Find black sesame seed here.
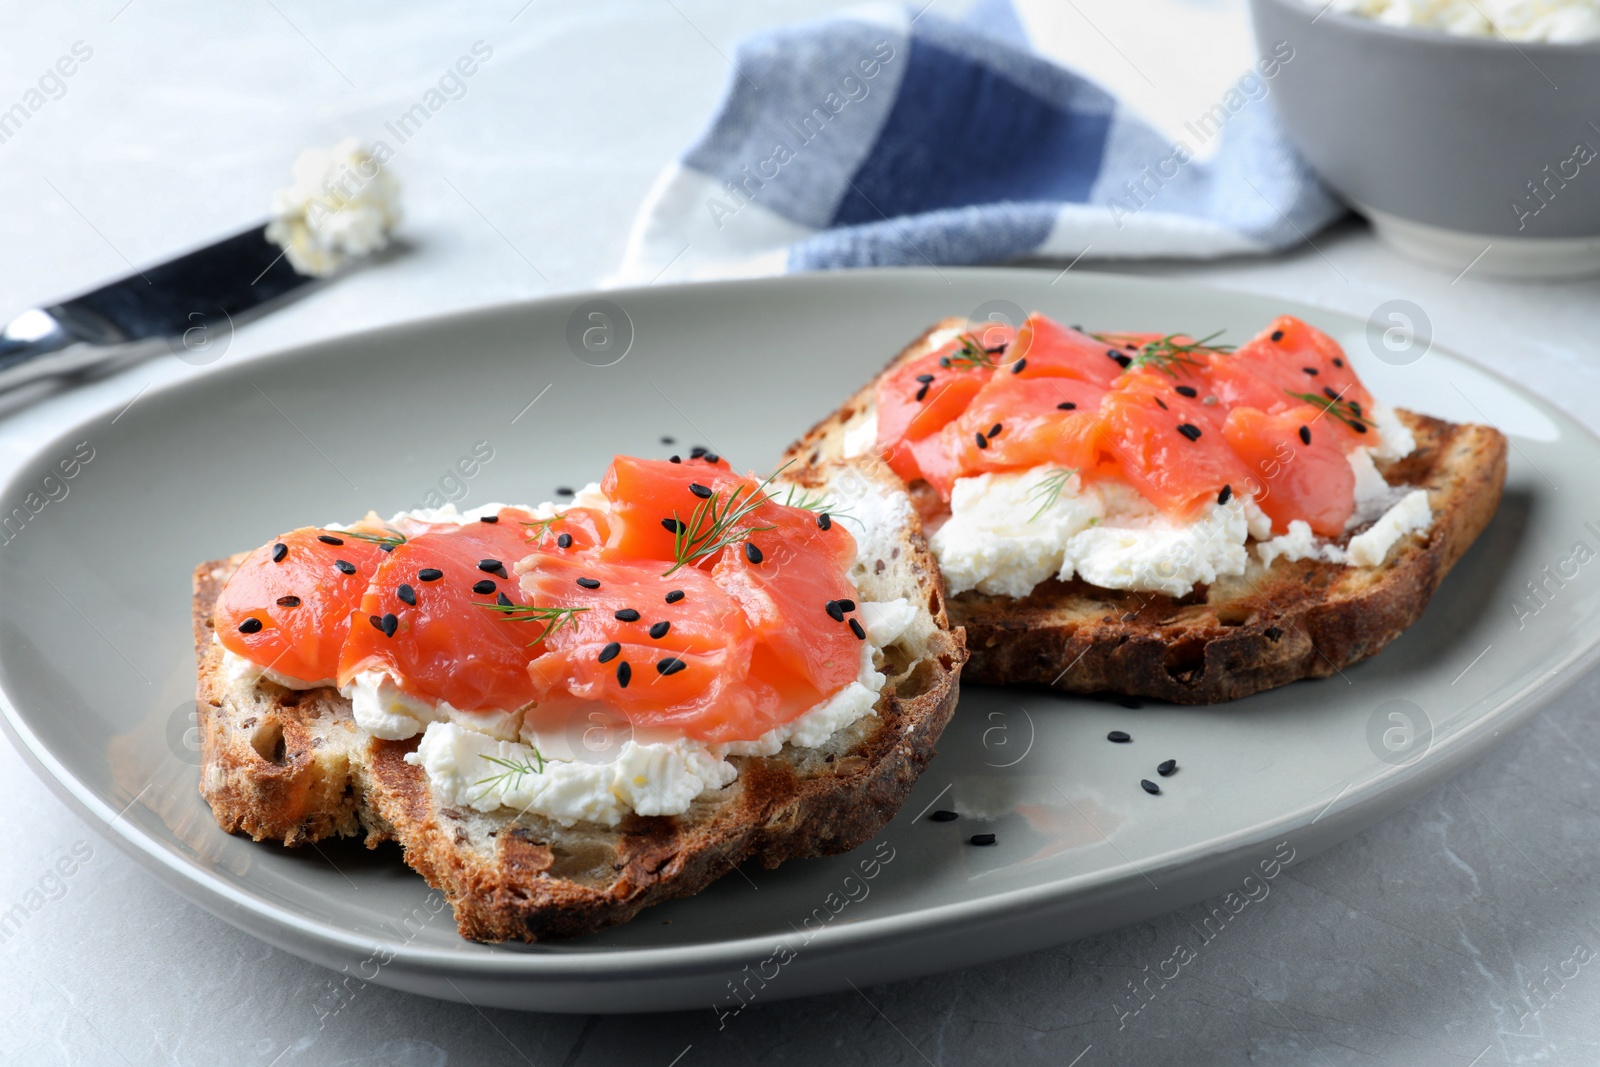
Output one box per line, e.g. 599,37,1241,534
1177,423,1202,442
318,534,344,546
1333,357,1345,368
970,833,997,846
418,568,443,582
915,373,935,383
1271,330,1285,342
1109,351,1132,368
1298,425,1311,445
849,618,866,640
397,584,417,606
557,533,573,548
657,657,688,676
275,595,301,607
975,432,988,450
1011,358,1027,374
985,344,1007,355
1352,422,1369,434
1157,759,1177,777
649,621,670,639
703,452,720,464
1175,385,1198,398
915,384,929,402
662,517,687,534
744,541,764,564
335,559,357,575
380,613,399,638
1141,779,1161,795
598,642,621,664
479,515,500,525
1264,625,1284,641
929,810,959,822
238,617,264,634
665,589,685,604
616,661,632,687
615,608,641,622
1056,401,1077,411
690,446,708,459
837,598,855,612
988,422,1002,438
1303,366,1319,376
817,513,832,530
1108,730,1131,743
826,600,845,622
661,435,676,445
1125,342,1138,351
271,542,288,563
939,356,951,368
556,487,574,497
368,614,384,631
1324,386,1340,400
577,577,601,590
1154,398,1169,411
472,579,497,595
497,593,512,607
379,544,395,553
1218,484,1233,506
689,483,713,499
478,559,508,579
669,455,682,464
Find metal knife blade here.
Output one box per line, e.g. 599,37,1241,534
0,224,312,390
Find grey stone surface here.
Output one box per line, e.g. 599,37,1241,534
3,0,1598,1063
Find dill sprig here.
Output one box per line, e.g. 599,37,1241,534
770,483,858,526
478,601,591,645
335,527,407,548
472,751,550,798
945,333,1007,371
1098,331,1233,378
520,515,562,543
662,463,794,577
1286,390,1370,434
1027,468,1078,523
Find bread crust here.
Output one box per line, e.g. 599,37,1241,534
784,321,1508,705
193,462,966,940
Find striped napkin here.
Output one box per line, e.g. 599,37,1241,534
618,0,1343,283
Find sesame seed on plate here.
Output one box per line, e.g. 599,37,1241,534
1108,730,1131,743
928,810,958,822
556,487,574,497
1158,759,1177,776
1141,779,1161,795
970,833,997,846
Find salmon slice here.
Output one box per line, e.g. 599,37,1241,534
1223,406,1357,536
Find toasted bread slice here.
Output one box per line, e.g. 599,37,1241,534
783,319,1508,704
193,460,965,941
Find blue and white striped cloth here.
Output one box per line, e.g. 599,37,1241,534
618,0,1344,282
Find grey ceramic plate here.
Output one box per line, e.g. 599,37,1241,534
0,268,1591,1014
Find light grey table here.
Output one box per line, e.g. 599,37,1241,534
3,2,1599,1064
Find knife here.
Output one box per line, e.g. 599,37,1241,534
0,224,312,391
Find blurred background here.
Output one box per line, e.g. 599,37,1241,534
4,1,1600,1064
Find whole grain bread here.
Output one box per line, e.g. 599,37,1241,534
193,460,965,941
782,318,1508,704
